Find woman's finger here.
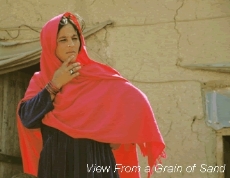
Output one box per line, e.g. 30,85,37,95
67,66,81,77
72,66,81,72
67,62,81,71
71,72,80,78
63,55,75,66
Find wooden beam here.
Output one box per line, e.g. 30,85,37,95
180,63,230,73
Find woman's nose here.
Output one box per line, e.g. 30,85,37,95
68,40,74,47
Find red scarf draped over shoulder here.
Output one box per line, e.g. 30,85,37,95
17,12,166,178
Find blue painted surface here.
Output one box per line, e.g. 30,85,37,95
205,90,230,130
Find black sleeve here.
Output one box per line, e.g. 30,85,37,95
18,88,54,129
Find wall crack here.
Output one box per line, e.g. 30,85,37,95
164,121,173,137
174,0,185,66
90,0,96,6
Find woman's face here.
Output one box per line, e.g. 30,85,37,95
55,23,80,63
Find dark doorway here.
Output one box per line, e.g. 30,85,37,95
18,63,40,75
223,136,230,178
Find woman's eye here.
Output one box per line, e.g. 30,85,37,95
73,37,78,41
59,39,66,42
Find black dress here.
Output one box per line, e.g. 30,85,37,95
19,89,119,178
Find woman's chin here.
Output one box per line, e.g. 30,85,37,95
71,56,77,63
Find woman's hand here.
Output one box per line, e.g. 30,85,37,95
52,55,81,89
110,143,121,150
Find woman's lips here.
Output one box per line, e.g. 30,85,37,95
66,51,76,54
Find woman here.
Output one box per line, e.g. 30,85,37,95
17,12,165,178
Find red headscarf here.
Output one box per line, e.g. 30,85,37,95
17,12,166,178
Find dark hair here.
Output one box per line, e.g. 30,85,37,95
57,16,82,50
